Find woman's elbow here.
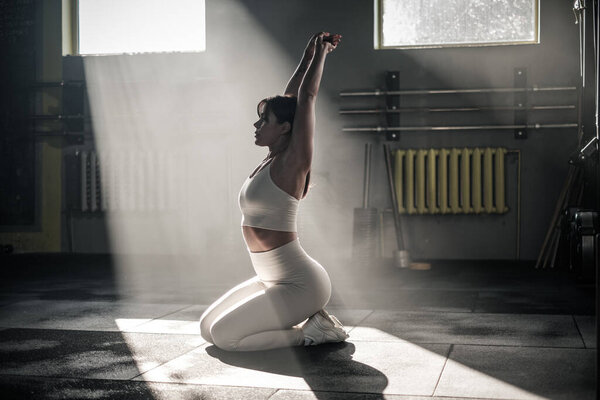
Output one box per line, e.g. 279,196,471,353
298,91,317,104
298,86,319,103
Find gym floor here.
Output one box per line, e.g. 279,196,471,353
0,254,596,400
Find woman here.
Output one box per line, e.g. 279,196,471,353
199,32,347,352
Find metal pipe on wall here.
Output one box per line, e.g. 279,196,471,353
343,123,578,132
339,105,576,114
340,86,577,97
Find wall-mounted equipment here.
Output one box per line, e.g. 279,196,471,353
340,71,578,140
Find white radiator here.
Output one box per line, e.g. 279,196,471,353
79,150,186,212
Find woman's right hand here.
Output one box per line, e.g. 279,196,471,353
304,32,342,58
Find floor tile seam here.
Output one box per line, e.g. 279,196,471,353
0,373,132,382
0,300,27,309
0,372,134,381
170,382,425,398
375,288,573,293
2,302,584,318
342,309,473,315
277,388,402,398
257,386,514,399
431,397,512,400
571,314,588,349
128,304,196,329
127,342,208,381
370,309,588,317
0,298,198,312
346,339,592,349
125,376,279,394
351,310,587,319
432,344,453,397
0,299,120,306
0,325,206,337
0,373,283,394
137,377,300,393
138,379,278,393
346,310,375,333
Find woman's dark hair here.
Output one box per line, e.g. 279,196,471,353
256,95,311,199
257,95,297,126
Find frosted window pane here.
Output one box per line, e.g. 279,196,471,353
381,0,537,48
79,0,205,55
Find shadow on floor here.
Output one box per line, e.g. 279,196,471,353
206,341,388,399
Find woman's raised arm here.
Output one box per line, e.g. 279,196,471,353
284,34,320,97
287,32,341,169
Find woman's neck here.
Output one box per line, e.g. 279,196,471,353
267,136,290,160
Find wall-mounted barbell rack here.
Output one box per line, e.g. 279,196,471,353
1,80,87,144
342,123,578,132
339,76,579,139
340,86,576,96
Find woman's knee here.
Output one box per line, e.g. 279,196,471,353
199,314,214,344
210,318,242,352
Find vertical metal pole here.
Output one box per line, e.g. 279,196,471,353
363,143,372,208
593,2,599,398
383,143,404,251
384,144,411,268
353,143,378,262
581,0,587,87
595,0,599,209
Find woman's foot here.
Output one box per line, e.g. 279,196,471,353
302,309,349,346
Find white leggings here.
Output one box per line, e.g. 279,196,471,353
199,238,331,352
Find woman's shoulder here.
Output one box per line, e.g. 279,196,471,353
276,148,310,174
270,152,310,200
281,145,311,170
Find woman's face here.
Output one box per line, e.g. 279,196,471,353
253,108,288,147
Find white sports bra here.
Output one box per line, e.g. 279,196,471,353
238,161,299,232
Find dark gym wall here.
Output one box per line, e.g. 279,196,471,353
59,0,579,263
234,0,580,261
1,0,63,252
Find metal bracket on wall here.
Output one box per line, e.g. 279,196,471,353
32,130,83,145
9,80,87,134
514,67,528,139
385,71,400,141
24,80,86,143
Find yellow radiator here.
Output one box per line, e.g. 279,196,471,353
394,147,508,215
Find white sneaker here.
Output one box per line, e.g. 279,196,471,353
302,309,349,346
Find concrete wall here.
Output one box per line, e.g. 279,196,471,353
59,0,580,266
0,0,63,253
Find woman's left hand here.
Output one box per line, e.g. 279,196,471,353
316,32,342,54
303,32,321,59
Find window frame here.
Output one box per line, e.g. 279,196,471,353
374,0,540,50
62,0,79,56
63,0,206,56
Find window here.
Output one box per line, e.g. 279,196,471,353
375,0,539,49
76,0,205,55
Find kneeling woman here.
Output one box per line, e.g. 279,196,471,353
199,32,347,352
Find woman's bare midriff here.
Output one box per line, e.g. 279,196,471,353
243,226,298,253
